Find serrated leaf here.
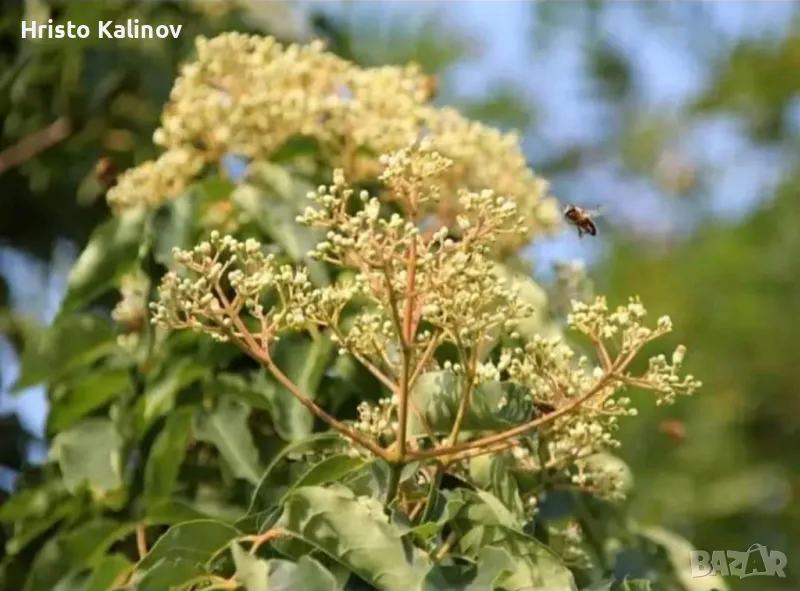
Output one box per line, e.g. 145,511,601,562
276,486,430,591
50,418,123,497
13,314,115,392
409,372,532,438
143,407,195,512
47,368,131,433
264,334,334,441
21,520,134,591
59,207,147,315
195,398,261,485
231,542,270,591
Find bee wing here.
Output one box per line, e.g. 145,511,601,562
584,205,607,218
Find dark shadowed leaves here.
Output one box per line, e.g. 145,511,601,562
21,520,134,591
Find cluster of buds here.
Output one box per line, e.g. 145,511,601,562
106,33,559,250
149,141,701,505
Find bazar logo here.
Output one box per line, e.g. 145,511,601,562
690,544,787,579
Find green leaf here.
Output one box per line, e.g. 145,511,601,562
59,207,148,315
143,407,195,512
22,520,134,591
50,418,124,497
134,557,207,591
135,358,208,434
411,491,466,542
195,398,262,485
47,368,131,433
153,191,197,269
13,314,115,392
409,371,532,438
248,433,343,513
208,372,275,412
458,527,577,591
81,553,132,591
467,546,518,591
488,455,525,521
634,526,729,591
276,486,430,591
231,542,270,591
265,334,334,441
232,177,329,286
264,556,339,591
2,494,83,556
134,520,241,591
284,454,366,500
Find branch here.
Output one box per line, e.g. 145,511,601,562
214,286,389,460
0,117,71,176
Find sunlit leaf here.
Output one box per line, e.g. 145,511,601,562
264,556,339,591
276,486,430,591
231,542,270,591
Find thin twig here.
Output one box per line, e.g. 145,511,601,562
135,524,148,560
409,344,641,461
0,118,71,177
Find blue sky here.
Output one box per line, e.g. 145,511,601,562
1,1,796,444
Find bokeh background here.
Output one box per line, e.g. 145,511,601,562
1,2,797,589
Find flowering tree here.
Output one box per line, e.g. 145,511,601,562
2,33,716,591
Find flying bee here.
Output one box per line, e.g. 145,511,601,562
658,419,687,443
94,157,118,186
563,204,605,239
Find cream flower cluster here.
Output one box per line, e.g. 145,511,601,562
107,32,559,249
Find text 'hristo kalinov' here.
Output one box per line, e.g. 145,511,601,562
21,19,183,40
